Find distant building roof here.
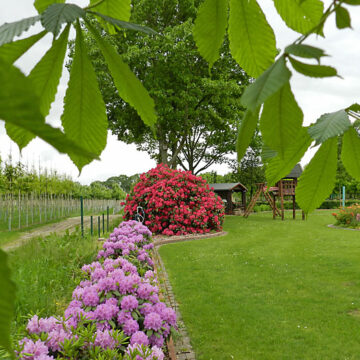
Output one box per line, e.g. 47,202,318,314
209,182,247,192
284,164,303,179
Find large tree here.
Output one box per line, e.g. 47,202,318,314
85,0,251,172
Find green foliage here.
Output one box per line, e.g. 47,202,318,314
288,56,337,77
41,3,85,37
0,250,15,353
28,25,70,117
341,127,360,180
285,43,327,61
0,59,95,165
265,127,312,186
335,6,352,29
89,12,157,35
62,22,108,171
0,15,40,46
308,109,351,144
273,0,324,34
0,31,46,64
297,137,338,214
260,83,303,159
85,21,157,130
193,0,228,68
229,0,276,77
34,0,65,14
89,0,131,22
241,56,291,111
236,109,259,162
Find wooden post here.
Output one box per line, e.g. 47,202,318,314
242,191,247,212
273,194,276,220
302,211,305,220
292,195,296,219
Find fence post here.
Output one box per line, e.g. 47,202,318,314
102,213,105,234
90,215,93,236
98,216,100,237
80,196,84,238
107,206,109,232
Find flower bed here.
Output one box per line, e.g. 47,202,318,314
16,221,176,359
123,164,224,236
332,204,360,229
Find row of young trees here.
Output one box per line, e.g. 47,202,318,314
0,156,126,199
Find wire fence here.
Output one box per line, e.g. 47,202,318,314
0,192,124,232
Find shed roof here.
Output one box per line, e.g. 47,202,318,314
284,163,303,179
209,182,247,192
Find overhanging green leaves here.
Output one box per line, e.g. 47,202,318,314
260,82,303,159
89,0,131,22
61,22,108,171
266,127,312,186
34,0,65,14
236,108,260,161
0,59,97,167
285,43,326,62
86,21,157,129
241,56,291,111
193,0,228,68
5,26,67,149
29,25,69,117
0,15,40,46
41,3,85,37
308,109,351,143
0,250,16,354
229,0,276,77
273,0,324,34
0,31,46,64
335,6,351,29
90,12,157,35
296,137,338,214
341,127,360,180
289,56,337,78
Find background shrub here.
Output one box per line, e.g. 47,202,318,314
123,164,224,236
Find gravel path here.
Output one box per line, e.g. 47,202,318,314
2,215,121,252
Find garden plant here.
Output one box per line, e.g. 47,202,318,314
14,220,176,359
332,204,360,228
123,164,224,236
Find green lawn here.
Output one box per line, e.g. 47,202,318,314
158,211,360,360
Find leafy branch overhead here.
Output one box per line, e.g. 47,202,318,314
194,0,360,214
0,0,158,172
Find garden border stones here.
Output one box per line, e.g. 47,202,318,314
327,224,360,231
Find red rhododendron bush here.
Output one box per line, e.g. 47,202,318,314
123,164,224,236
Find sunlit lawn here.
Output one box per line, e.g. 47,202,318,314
159,211,360,359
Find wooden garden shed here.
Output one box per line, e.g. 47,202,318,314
209,183,247,215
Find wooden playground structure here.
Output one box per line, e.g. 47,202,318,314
243,164,304,220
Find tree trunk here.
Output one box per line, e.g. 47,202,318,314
158,140,169,165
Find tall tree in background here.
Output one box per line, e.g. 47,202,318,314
85,0,251,172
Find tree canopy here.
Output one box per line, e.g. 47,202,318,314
83,1,251,173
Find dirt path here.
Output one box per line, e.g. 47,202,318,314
2,215,121,252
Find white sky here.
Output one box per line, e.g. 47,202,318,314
0,0,359,184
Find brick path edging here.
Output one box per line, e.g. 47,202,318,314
327,224,360,231
153,230,228,246
153,230,228,360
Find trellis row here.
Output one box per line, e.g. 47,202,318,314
0,193,124,231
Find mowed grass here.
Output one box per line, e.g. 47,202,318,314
159,211,360,360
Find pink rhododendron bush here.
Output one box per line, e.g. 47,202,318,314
123,164,225,236
16,221,176,360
